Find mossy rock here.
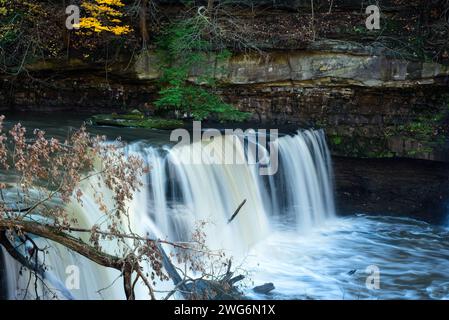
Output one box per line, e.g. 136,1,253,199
89,114,184,130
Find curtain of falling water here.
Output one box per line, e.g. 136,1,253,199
2,129,335,299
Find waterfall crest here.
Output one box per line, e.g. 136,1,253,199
2,129,335,299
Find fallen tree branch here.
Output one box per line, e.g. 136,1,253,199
227,199,246,224
0,219,123,270
0,231,75,300
51,225,217,255
0,231,46,280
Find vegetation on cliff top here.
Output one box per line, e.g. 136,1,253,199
2,1,448,72
154,15,249,121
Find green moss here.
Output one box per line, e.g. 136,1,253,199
89,114,184,130
327,132,395,158
331,135,342,146
392,103,449,155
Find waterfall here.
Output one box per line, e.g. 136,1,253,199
1,129,335,299
275,130,335,229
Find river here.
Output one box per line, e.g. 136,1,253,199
1,113,449,300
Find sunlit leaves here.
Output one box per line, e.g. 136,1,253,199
78,0,131,35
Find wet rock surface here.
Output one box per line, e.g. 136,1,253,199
253,283,275,295
333,156,449,223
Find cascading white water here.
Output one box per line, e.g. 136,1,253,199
274,130,335,229
1,129,336,299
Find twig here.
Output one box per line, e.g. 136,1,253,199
135,268,156,300
227,199,246,224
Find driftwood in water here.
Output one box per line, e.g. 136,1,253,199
158,245,245,300
158,201,249,299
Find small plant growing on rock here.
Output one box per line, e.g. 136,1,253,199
155,13,249,122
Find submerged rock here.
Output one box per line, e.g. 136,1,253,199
253,283,275,294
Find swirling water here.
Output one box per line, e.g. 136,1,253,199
245,215,449,300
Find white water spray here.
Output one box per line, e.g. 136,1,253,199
1,129,335,299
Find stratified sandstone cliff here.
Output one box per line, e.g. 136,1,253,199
1,0,448,161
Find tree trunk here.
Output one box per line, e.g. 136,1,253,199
140,0,150,48
62,0,71,59
207,0,215,13
123,258,135,300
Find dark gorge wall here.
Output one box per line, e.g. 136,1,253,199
3,48,448,161
333,157,449,223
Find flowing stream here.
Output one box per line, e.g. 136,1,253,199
1,115,449,300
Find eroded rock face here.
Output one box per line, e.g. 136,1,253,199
3,49,448,161
134,47,449,162
219,84,449,161
2,0,448,162
134,49,449,87
223,51,448,87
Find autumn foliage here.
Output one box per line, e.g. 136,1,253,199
79,0,131,35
